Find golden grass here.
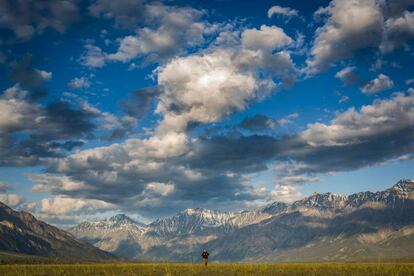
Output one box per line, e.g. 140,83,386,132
0,262,413,276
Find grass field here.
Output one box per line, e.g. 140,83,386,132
0,263,414,276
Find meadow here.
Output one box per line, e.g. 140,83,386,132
0,262,414,276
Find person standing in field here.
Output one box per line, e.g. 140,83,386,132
201,249,209,266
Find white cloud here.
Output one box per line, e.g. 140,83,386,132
31,174,88,193
145,182,175,197
38,196,115,216
308,0,414,73
307,0,383,73
361,73,394,94
301,91,414,146
0,85,40,133
89,0,146,29
35,69,53,80
156,48,276,134
268,5,299,18
241,25,293,52
106,36,141,62
79,43,106,68
381,10,414,53
0,193,24,207
68,77,91,90
335,66,359,86
96,1,208,64
278,112,299,126
271,184,303,203
0,0,79,40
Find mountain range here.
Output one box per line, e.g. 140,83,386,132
69,179,414,262
0,201,114,260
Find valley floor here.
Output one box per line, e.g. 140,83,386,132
0,263,414,276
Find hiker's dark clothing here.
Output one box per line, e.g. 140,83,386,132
202,251,209,266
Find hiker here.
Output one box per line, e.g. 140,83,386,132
201,249,209,266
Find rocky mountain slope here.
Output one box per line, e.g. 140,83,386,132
0,202,115,259
70,179,414,261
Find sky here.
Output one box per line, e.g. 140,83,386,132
0,0,414,227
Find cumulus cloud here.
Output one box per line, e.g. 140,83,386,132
236,25,298,87
361,73,394,94
301,90,412,146
7,55,52,99
89,0,147,29
379,0,414,52
36,69,53,81
335,66,360,86
0,0,79,41
239,115,277,132
277,113,299,126
380,10,414,52
119,87,160,119
79,43,106,68
26,20,301,216
307,0,414,73
68,77,91,90
0,84,135,166
89,0,209,64
307,0,383,73
271,185,302,203
239,113,299,132
156,49,277,134
242,25,293,51
0,193,25,207
38,196,115,216
268,5,299,18
29,89,414,217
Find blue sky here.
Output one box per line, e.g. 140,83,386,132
0,0,413,227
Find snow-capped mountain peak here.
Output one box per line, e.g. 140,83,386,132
69,179,414,261
391,179,414,193
107,214,144,226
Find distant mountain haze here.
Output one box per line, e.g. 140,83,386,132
68,179,414,261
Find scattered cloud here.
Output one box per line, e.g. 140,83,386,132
0,193,25,207
1,0,414,222
335,66,360,86
0,0,79,41
361,73,394,94
241,25,293,51
307,0,383,73
79,43,107,68
277,113,299,126
0,84,134,166
268,5,299,19
68,77,91,90
38,196,116,216
307,0,414,73
89,0,210,64
380,10,414,53
239,115,276,132
271,184,302,203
